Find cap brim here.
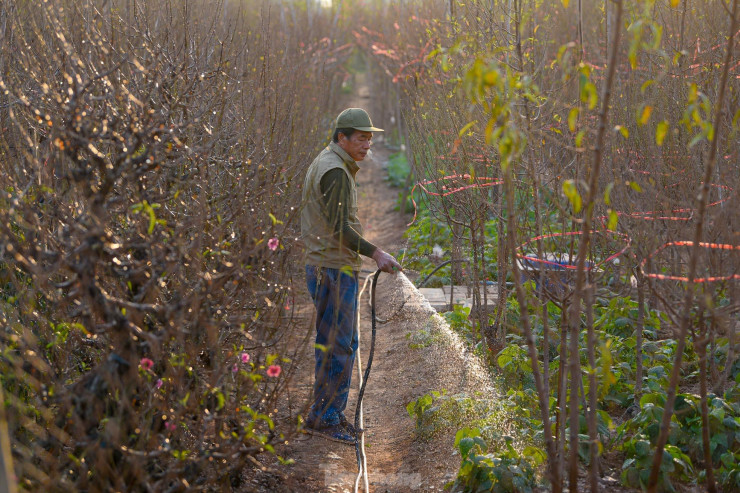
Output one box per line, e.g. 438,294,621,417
352,126,384,132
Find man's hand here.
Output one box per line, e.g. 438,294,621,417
372,248,402,274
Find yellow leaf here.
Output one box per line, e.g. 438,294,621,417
655,120,669,146
575,130,586,148
607,210,618,230
562,0,570,7
670,0,680,6
639,105,653,126
458,120,477,137
568,108,579,132
562,180,582,213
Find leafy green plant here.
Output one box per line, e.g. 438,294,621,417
498,389,546,442
616,388,740,491
496,343,533,389
716,450,740,491
594,296,662,339
406,326,441,349
407,390,443,434
449,427,541,493
444,305,474,339
406,390,504,442
401,208,453,287
621,434,694,492
386,151,411,187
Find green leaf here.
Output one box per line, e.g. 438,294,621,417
720,451,735,468
688,132,705,148
640,392,666,408
635,440,651,457
710,433,728,451
614,125,629,138
640,80,655,94
523,445,547,465
458,437,476,458
454,427,482,449
655,120,669,146
568,107,579,132
629,181,642,192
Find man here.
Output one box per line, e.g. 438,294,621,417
300,108,402,445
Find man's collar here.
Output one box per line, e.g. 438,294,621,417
329,142,360,175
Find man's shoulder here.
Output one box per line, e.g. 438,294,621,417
316,145,343,163
312,146,347,173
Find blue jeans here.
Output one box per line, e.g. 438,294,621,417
305,265,359,426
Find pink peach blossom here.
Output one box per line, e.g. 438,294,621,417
267,365,281,378
139,358,154,371
268,237,279,251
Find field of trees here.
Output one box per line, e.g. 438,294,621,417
1,0,738,492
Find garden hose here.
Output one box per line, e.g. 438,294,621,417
415,258,469,288
353,269,380,493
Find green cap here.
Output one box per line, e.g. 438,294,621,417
335,108,384,132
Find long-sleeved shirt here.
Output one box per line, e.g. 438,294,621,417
319,168,378,258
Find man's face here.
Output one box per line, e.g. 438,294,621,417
338,130,373,162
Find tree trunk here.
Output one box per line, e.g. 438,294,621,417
0,385,16,493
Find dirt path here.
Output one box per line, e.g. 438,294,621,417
253,72,499,493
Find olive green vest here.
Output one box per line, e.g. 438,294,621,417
300,142,364,271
